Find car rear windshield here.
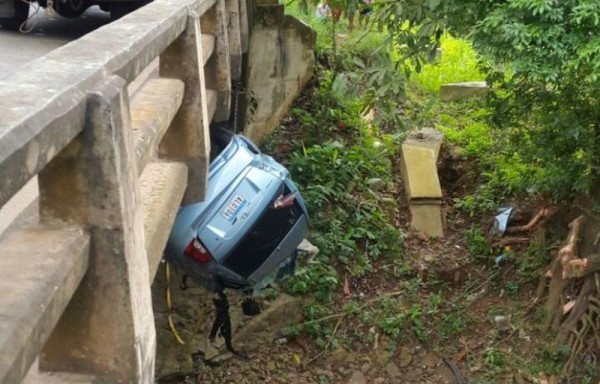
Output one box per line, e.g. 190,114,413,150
223,184,303,278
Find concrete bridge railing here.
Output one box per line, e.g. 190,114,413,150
0,0,248,382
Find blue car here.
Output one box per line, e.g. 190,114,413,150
165,133,309,294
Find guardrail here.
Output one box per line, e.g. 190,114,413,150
0,0,248,382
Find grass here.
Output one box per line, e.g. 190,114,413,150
410,34,484,93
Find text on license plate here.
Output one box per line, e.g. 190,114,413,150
222,195,247,222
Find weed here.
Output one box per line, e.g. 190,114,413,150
410,34,484,93
464,225,493,257
483,348,505,370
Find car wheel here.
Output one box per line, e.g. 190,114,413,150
110,0,149,20
52,0,86,18
0,0,30,31
210,126,234,161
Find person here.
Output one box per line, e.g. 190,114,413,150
315,0,331,21
347,0,358,32
358,0,373,30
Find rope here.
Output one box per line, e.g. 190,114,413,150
166,263,187,345
18,0,40,34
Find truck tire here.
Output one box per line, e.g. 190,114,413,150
0,0,30,31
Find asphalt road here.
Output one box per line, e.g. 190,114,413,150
0,5,110,76
0,5,111,235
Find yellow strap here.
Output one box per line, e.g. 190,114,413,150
166,263,186,345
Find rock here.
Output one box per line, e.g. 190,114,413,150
385,362,402,378
374,378,386,384
347,370,367,384
367,178,386,192
439,81,488,101
375,351,391,367
422,352,439,368
422,252,436,263
398,346,413,368
297,239,319,261
380,197,398,222
328,348,349,364
360,362,370,373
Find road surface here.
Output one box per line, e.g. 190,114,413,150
0,5,110,235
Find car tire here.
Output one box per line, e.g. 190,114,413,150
210,126,234,161
52,0,86,18
0,0,30,31
110,0,150,20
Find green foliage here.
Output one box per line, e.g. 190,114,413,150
288,135,402,272
483,348,505,371
285,258,339,302
467,0,600,199
464,225,492,257
411,34,484,93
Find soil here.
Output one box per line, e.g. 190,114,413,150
155,83,600,384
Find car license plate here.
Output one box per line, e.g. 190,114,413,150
222,195,247,222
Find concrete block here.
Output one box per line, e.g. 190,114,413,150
244,7,316,142
404,127,445,162
439,81,488,101
409,202,445,238
201,34,216,66
139,161,188,281
201,0,232,122
160,15,211,205
0,225,89,384
226,0,243,80
131,78,185,175
401,128,445,201
401,144,442,200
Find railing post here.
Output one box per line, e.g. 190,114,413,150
36,76,155,383
226,0,243,80
159,13,210,205
202,0,232,122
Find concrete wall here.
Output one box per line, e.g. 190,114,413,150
244,4,315,142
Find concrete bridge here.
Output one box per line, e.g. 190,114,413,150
0,0,314,382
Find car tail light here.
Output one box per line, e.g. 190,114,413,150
184,238,213,263
272,192,296,209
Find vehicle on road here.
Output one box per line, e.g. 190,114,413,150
0,0,149,30
164,131,310,295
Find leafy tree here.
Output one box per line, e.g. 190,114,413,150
373,0,600,198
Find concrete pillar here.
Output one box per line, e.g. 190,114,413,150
239,0,249,53
159,14,210,205
400,128,446,238
37,76,156,383
226,0,243,80
202,0,232,122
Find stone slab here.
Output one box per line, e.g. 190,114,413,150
131,77,185,175
404,127,445,162
23,360,93,384
410,203,445,238
439,81,488,101
0,225,89,384
401,143,442,200
139,161,188,281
